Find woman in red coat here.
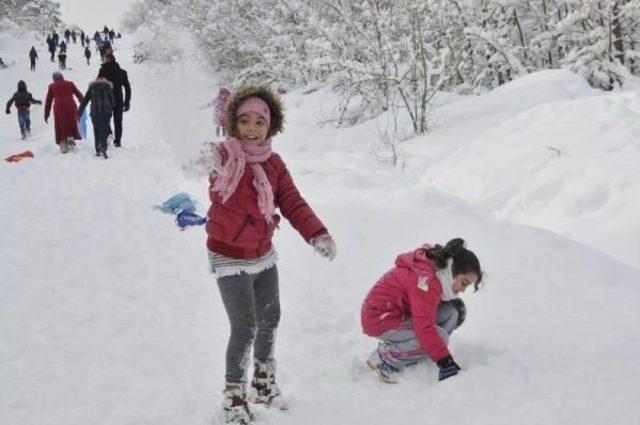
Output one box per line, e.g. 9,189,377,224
361,238,483,384
44,71,83,153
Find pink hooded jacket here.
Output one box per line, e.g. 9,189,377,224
361,248,450,362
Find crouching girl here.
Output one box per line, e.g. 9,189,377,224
361,238,482,383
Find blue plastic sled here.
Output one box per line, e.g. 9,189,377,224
78,108,89,140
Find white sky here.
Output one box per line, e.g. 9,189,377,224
56,0,135,32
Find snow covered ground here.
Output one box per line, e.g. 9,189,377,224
2,24,640,425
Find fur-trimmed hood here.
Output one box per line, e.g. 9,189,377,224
90,78,113,89
224,85,284,139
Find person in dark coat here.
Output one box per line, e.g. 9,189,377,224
44,72,84,153
59,40,67,52
47,37,57,62
64,29,71,44
29,46,38,71
52,31,59,46
6,80,42,139
71,30,77,43
77,77,115,158
84,46,91,65
80,30,85,47
97,54,131,147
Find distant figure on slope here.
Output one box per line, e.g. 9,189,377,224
77,77,115,158
98,54,130,147
215,87,230,137
6,80,42,140
57,49,67,70
197,85,337,425
47,36,56,62
29,46,38,71
84,46,91,65
44,72,84,153
361,238,483,384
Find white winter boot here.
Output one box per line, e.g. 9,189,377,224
59,139,69,153
248,359,289,410
222,383,254,425
366,347,400,384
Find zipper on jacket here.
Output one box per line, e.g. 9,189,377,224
232,216,251,243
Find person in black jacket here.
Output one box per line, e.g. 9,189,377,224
29,46,38,71
77,77,115,158
84,46,91,65
97,54,131,147
47,36,57,62
6,80,42,140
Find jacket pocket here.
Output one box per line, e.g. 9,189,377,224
231,215,260,244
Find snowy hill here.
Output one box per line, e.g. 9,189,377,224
2,28,640,425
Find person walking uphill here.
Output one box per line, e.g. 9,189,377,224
29,46,38,71
44,72,83,153
6,80,42,140
77,77,114,159
47,36,56,62
361,239,483,384
198,86,337,425
97,54,130,147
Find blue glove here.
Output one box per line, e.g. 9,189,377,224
436,355,461,381
175,210,206,230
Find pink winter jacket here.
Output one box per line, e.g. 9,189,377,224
361,248,450,362
206,146,327,259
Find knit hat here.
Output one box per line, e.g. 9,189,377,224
236,96,271,127
52,71,63,81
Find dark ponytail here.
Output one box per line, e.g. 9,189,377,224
426,238,483,291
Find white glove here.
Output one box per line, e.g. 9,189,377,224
311,233,337,261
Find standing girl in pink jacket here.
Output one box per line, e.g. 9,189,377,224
361,238,482,383
197,85,337,425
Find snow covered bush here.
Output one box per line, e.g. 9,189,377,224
125,0,640,134
0,0,61,33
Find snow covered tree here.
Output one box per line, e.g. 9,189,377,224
1,0,61,33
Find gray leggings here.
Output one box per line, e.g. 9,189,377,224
377,301,459,368
217,266,280,383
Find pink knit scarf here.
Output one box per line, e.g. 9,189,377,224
212,137,275,223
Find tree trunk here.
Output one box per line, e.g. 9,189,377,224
611,2,625,64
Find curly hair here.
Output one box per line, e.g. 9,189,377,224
224,85,285,139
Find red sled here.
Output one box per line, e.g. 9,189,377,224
5,150,34,163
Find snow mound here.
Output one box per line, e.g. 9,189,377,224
420,71,640,267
